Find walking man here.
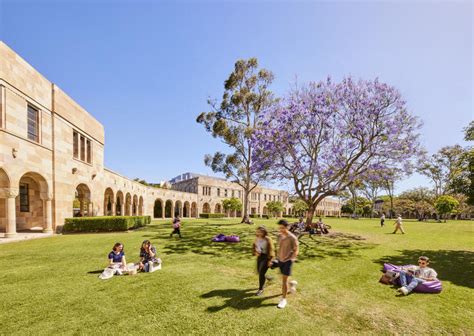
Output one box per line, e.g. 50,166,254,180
275,219,299,309
392,215,405,234
380,213,385,227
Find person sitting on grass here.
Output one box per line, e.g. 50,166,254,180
397,256,438,295
108,242,127,274
170,216,182,238
289,217,305,234
252,226,275,296
139,240,161,272
316,218,329,234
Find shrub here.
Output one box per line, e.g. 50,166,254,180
199,213,225,218
63,216,151,233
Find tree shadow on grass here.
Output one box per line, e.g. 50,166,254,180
200,288,279,312
374,249,474,289
140,222,377,261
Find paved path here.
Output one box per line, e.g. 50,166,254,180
0,232,54,244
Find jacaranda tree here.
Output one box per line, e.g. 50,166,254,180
252,77,423,225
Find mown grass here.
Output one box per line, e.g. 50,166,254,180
0,218,472,335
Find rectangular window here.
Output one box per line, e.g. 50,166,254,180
86,139,91,163
264,194,267,201
27,104,39,142
224,189,228,197
19,183,29,212
231,190,235,197
73,131,79,158
80,135,85,161
217,188,220,197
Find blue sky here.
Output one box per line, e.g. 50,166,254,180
1,0,472,194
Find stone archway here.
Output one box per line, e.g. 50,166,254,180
138,196,144,216
165,200,173,218
125,193,132,216
75,183,91,217
116,191,124,216
174,200,182,217
154,199,163,218
183,201,190,218
132,195,138,216
104,188,114,216
202,203,210,214
17,172,52,233
215,203,222,214
191,202,197,218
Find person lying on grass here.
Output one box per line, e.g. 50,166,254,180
108,242,127,274
252,226,275,296
397,256,438,295
139,240,161,272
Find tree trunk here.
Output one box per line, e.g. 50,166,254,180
241,189,250,223
389,196,394,219
305,203,316,228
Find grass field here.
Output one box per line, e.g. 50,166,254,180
0,218,473,335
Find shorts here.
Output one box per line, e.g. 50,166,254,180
278,260,293,276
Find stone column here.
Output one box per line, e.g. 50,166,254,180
111,202,116,216
161,204,165,219
6,190,18,238
44,199,53,233
179,205,183,218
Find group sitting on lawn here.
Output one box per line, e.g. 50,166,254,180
289,217,329,236
100,240,162,279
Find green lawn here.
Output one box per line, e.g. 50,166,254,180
0,218,473,335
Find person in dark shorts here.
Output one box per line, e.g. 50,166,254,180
380,214,385,227
170,216,182,238
275,219,299,309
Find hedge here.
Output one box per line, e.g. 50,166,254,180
63,216,151,233
199,213,225,218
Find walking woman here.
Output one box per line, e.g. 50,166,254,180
252,226,275,296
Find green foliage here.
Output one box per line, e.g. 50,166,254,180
222,197,243,212
199,213,225,219
266,200,284,216
63,216,151,233
292,199,308,215
434,195,459,220
196,58,275,218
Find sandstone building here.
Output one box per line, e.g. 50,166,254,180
0,42,340,237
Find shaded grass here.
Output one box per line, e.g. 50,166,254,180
0,218,472,335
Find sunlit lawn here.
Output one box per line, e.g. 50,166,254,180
0,217,472,335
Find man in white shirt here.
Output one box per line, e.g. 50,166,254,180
392,215,405,234
398,256,438,295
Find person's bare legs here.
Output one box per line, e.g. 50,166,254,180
282,275,289,298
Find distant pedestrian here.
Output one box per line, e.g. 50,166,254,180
392,215,405,234
170,216,182,238
380,214,385,227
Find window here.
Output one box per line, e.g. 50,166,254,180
264,194,267,201
73,131,79,158
238,191,241,198
27,104,39,142
19,183,29,212
217,188,220,197
231,190,235,197
80,136,85,161
86,139,91,163
224,189,228,197
202,186,211,196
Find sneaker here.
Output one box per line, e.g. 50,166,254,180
289,280,298,294
398,287,409,295
277,298,287,309
256,289,264,296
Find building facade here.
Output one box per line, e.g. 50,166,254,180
0,42,293,237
